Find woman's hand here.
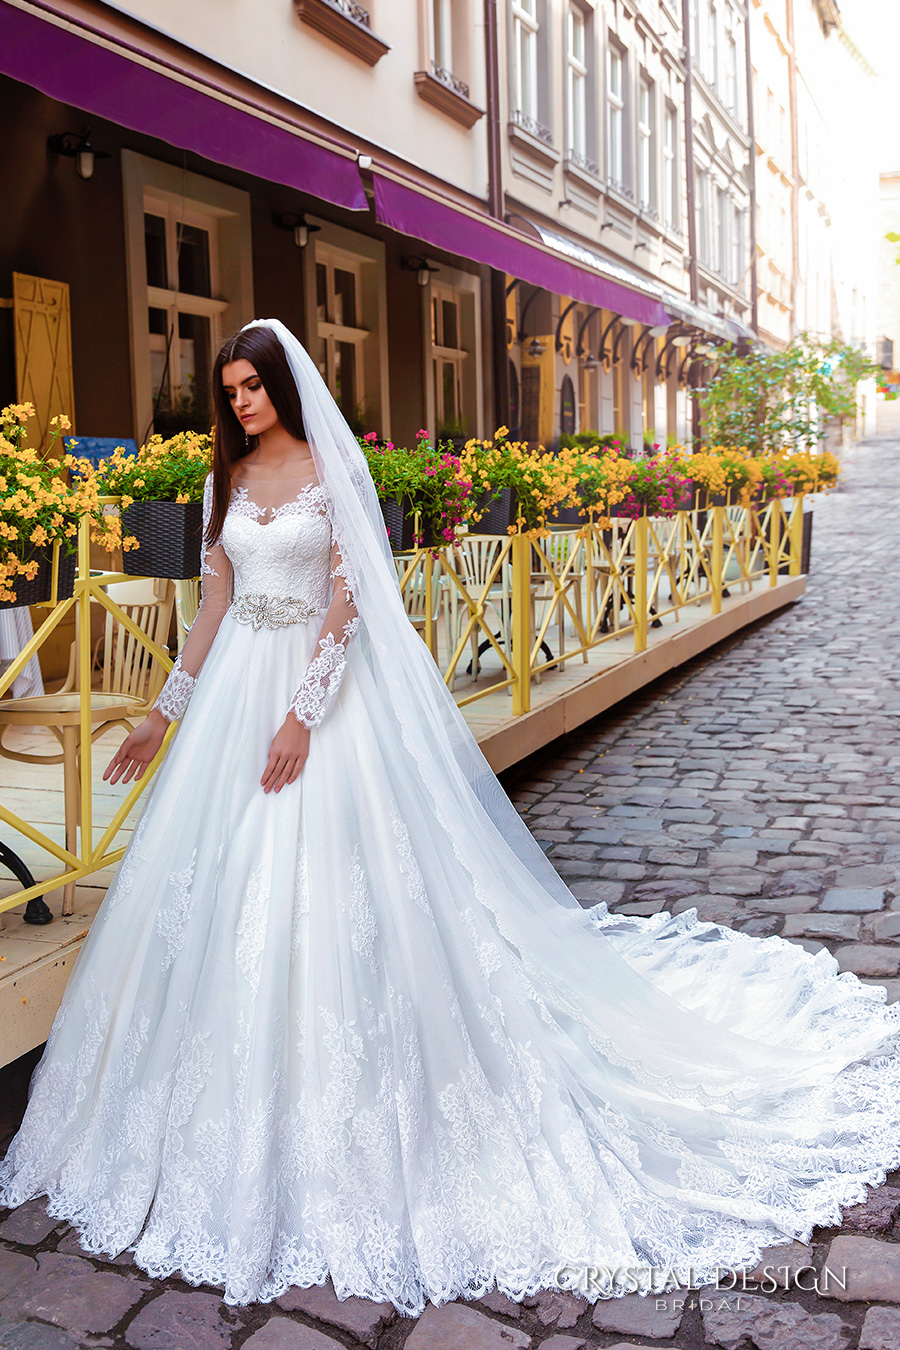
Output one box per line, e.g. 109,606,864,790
104,710,170,785
261,715,310,793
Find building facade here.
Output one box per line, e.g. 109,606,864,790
749,0,878,385
0,0,878,461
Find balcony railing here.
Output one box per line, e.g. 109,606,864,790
511,108,554,146
323,0,371,27
566,149,601,178
430,61,470,101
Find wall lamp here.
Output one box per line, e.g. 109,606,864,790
47,128,109,180
401,256,440,287
273,212,321,248
526,337,547,357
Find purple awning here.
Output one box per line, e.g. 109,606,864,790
374,175,671,326
0,1,367,211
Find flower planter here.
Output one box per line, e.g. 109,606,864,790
545,501,586,527
468,487,513,535
379,496,445,551
380,495,415,551
0,542,77,610
122,500,205,580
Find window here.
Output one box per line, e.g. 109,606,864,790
690,0,701,64
433,0,452,71
513,0,539,121
315,250,368,421
606,44,625,189
424,270,483,440
431,287,467,435
144,202,229,434
637,77,654,210
724,4,739,116
122,151,253,443
696,169,708,263
711,184,725,273
731,203,743,285
706,1,718,88
663,104,677,228
566,5,587,159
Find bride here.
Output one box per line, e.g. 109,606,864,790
2,319,900,1315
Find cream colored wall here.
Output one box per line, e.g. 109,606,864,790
115,0,489,200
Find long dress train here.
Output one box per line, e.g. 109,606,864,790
2,472,900,1315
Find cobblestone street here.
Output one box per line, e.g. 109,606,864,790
3,433,900,1349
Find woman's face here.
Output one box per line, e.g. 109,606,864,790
221,359,280,439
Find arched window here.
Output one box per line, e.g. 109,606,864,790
508,358,520,436
559,374,576,437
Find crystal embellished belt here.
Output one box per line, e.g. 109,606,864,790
229,593,323,631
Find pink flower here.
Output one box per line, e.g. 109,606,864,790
417,429,429,439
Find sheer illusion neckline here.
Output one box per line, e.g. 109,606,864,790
230,481,327,527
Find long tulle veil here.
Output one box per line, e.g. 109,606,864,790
243,320,900,1103
243,319,587,912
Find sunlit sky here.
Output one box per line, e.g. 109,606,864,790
842,0,900,168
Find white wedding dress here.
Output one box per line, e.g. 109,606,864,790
3,469,900,1316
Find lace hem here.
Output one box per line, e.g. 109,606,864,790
152,654,196,722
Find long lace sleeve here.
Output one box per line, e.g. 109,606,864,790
152,474,232,722
289,540,359,729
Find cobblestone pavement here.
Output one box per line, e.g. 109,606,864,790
2,434,900,1349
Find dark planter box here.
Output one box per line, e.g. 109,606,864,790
545,501,586,527
469,486,513,534
0,542,77,610
123,500,204,579
379,496,444,551
380,495,414,551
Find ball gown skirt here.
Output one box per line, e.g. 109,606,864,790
2,610,900,1314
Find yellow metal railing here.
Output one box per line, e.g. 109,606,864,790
394,494,806,717
0,494,805,914
0,508,175,916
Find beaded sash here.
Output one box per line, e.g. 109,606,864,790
229,593,323,632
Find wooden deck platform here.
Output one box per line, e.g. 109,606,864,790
0,571,805,1066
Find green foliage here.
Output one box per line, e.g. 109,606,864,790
693,333,879,454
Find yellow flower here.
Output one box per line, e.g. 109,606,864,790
29,525,48,547
50,414,72,431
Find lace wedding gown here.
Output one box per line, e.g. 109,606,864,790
3,470,900,1315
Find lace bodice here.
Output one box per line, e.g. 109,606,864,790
153,473,359,728
224,484,333,607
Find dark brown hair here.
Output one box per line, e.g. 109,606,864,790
208,326,307,544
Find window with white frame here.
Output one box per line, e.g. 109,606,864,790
431,286,467,435
663,104,677,228
696,169,708,263
426,275,483,439
606,43,625,189
512,0,539,122
731,202,743,285
637,76,654,210
690,0,701,65
724,4,739,116
707,0,719,87
315,249,368,422
143,198,227,431
711,184,725,273
122,151,253,443
566,5,588,160
433,0,452,71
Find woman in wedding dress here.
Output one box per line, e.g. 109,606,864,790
2,319,900,1316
